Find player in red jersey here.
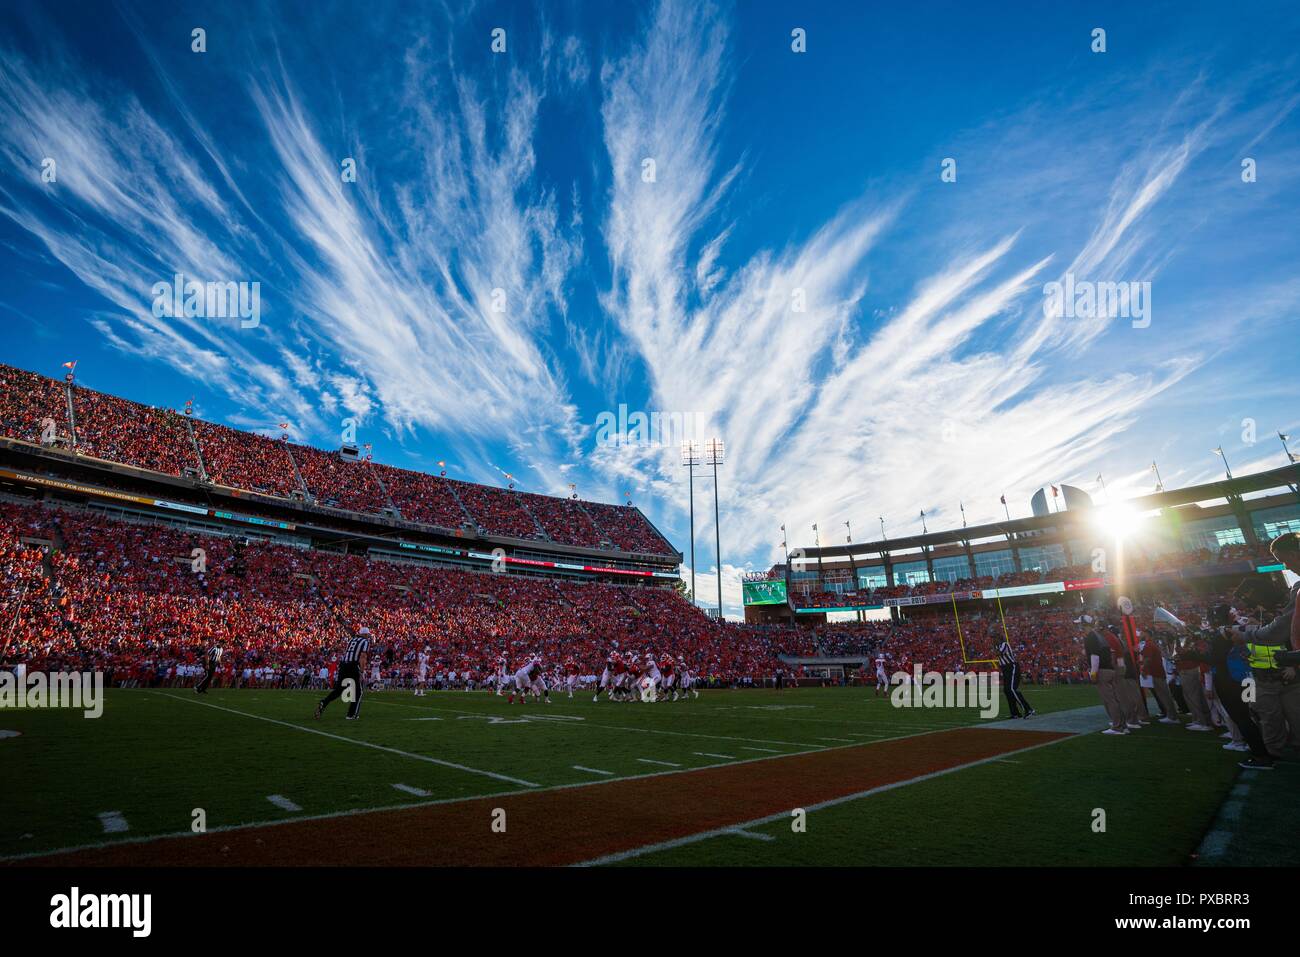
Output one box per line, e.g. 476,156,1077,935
660,654,678,701
564,657,580,698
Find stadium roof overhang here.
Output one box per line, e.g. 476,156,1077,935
796,463,1300,561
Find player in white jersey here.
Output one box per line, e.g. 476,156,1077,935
874,655,889,696
637,654,661,703
415,648,430,696
494,654,509,696
679,663,699,699
595,652,615,702
509,655,550,704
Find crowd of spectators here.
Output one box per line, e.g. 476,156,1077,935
0,499,799,687
290,443,390,514
813,607,1090,682
71,387,198,476
454,481,546,541
372,463,470,529
521,492,605,549
0,364,72,447
582,500,672,554
192,420,302,498
0,363,673,558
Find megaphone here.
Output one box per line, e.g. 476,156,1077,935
1154,607,1186,631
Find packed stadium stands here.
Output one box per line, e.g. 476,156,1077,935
0,498,806,685
0,363,672,557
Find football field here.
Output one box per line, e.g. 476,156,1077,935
2,685,1292,867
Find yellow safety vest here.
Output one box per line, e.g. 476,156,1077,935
1245,641,1279,671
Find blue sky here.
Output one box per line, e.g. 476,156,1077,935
1,0,1298,617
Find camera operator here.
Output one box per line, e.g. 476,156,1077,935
1227,533,1300,760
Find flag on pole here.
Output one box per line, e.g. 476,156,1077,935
62,360,77,370
999,494,1006,505
1050,485,1059,497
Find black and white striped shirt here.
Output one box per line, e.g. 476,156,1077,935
206,646,223,665
996,640,1016,668
343,635,370,664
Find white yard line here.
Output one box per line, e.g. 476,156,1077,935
391,783,432,797
97,811,129,834
267,794,302,812
573,732,1078,866
572,765,615,776
740,746,782,753
693,751,736,759
637,758,683,768
150,692,539,788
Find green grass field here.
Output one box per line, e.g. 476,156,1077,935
2,684,1290,866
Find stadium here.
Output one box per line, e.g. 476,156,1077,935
3,358,1298,876
3,0,1298,938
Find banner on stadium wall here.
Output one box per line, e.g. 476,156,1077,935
1062,578,1105,591
211,510,297,531
881,589,981,607
793,603,884,614
153,499,209,516
743,579,788,605
979,582,1066,599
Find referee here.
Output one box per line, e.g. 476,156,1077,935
195,643,222,694
315,626,369,721
995,633,1035,719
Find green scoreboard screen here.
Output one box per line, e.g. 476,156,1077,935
742,579,788,606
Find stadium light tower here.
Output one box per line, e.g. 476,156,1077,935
704,438,725,619
681,441,701,607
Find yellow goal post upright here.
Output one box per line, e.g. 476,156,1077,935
949,591,1000,668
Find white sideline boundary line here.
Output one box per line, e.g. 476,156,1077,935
572,732,1079,866
3,723,944,863
267,794,302,812
149,692,539,788
727,828,775,842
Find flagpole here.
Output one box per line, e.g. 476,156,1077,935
1214,446,1234,480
